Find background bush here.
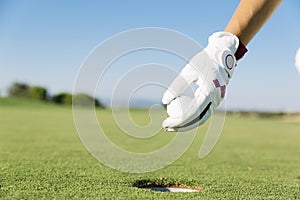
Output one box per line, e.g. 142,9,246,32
6,82,104,108
28,86,48,101
73,93,104,108
8,83,29,97
51,93,73,105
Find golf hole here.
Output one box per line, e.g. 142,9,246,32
133,178,203,193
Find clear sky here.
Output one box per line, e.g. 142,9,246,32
1,0,300,111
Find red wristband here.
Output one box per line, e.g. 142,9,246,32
234,41,248,60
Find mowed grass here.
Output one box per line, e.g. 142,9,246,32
0,98,299,199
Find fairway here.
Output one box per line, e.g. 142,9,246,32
0,98,299,199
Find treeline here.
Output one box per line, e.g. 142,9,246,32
7,82,104,108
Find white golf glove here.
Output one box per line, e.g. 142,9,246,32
162,32,247,132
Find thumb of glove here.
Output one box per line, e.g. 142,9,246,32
162,63,198,105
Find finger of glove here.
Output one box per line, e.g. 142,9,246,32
188,50,212,86
176,109,212,132
163,102,212,132
162,90,211,131
162,63,198,104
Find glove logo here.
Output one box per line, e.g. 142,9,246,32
213,79,226,98
225,54,234,70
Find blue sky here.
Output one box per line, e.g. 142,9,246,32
0,0,300,111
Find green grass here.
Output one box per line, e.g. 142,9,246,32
0,98,299,199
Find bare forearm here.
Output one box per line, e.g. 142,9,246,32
225,0,282,45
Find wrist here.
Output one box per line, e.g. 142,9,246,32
235,40,248,60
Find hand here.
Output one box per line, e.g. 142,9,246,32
162,32,246,132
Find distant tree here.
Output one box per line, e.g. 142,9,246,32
28,86,48,101
94,98,104,108
52,93,72,105
8,82,29,97
73,93,104,108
